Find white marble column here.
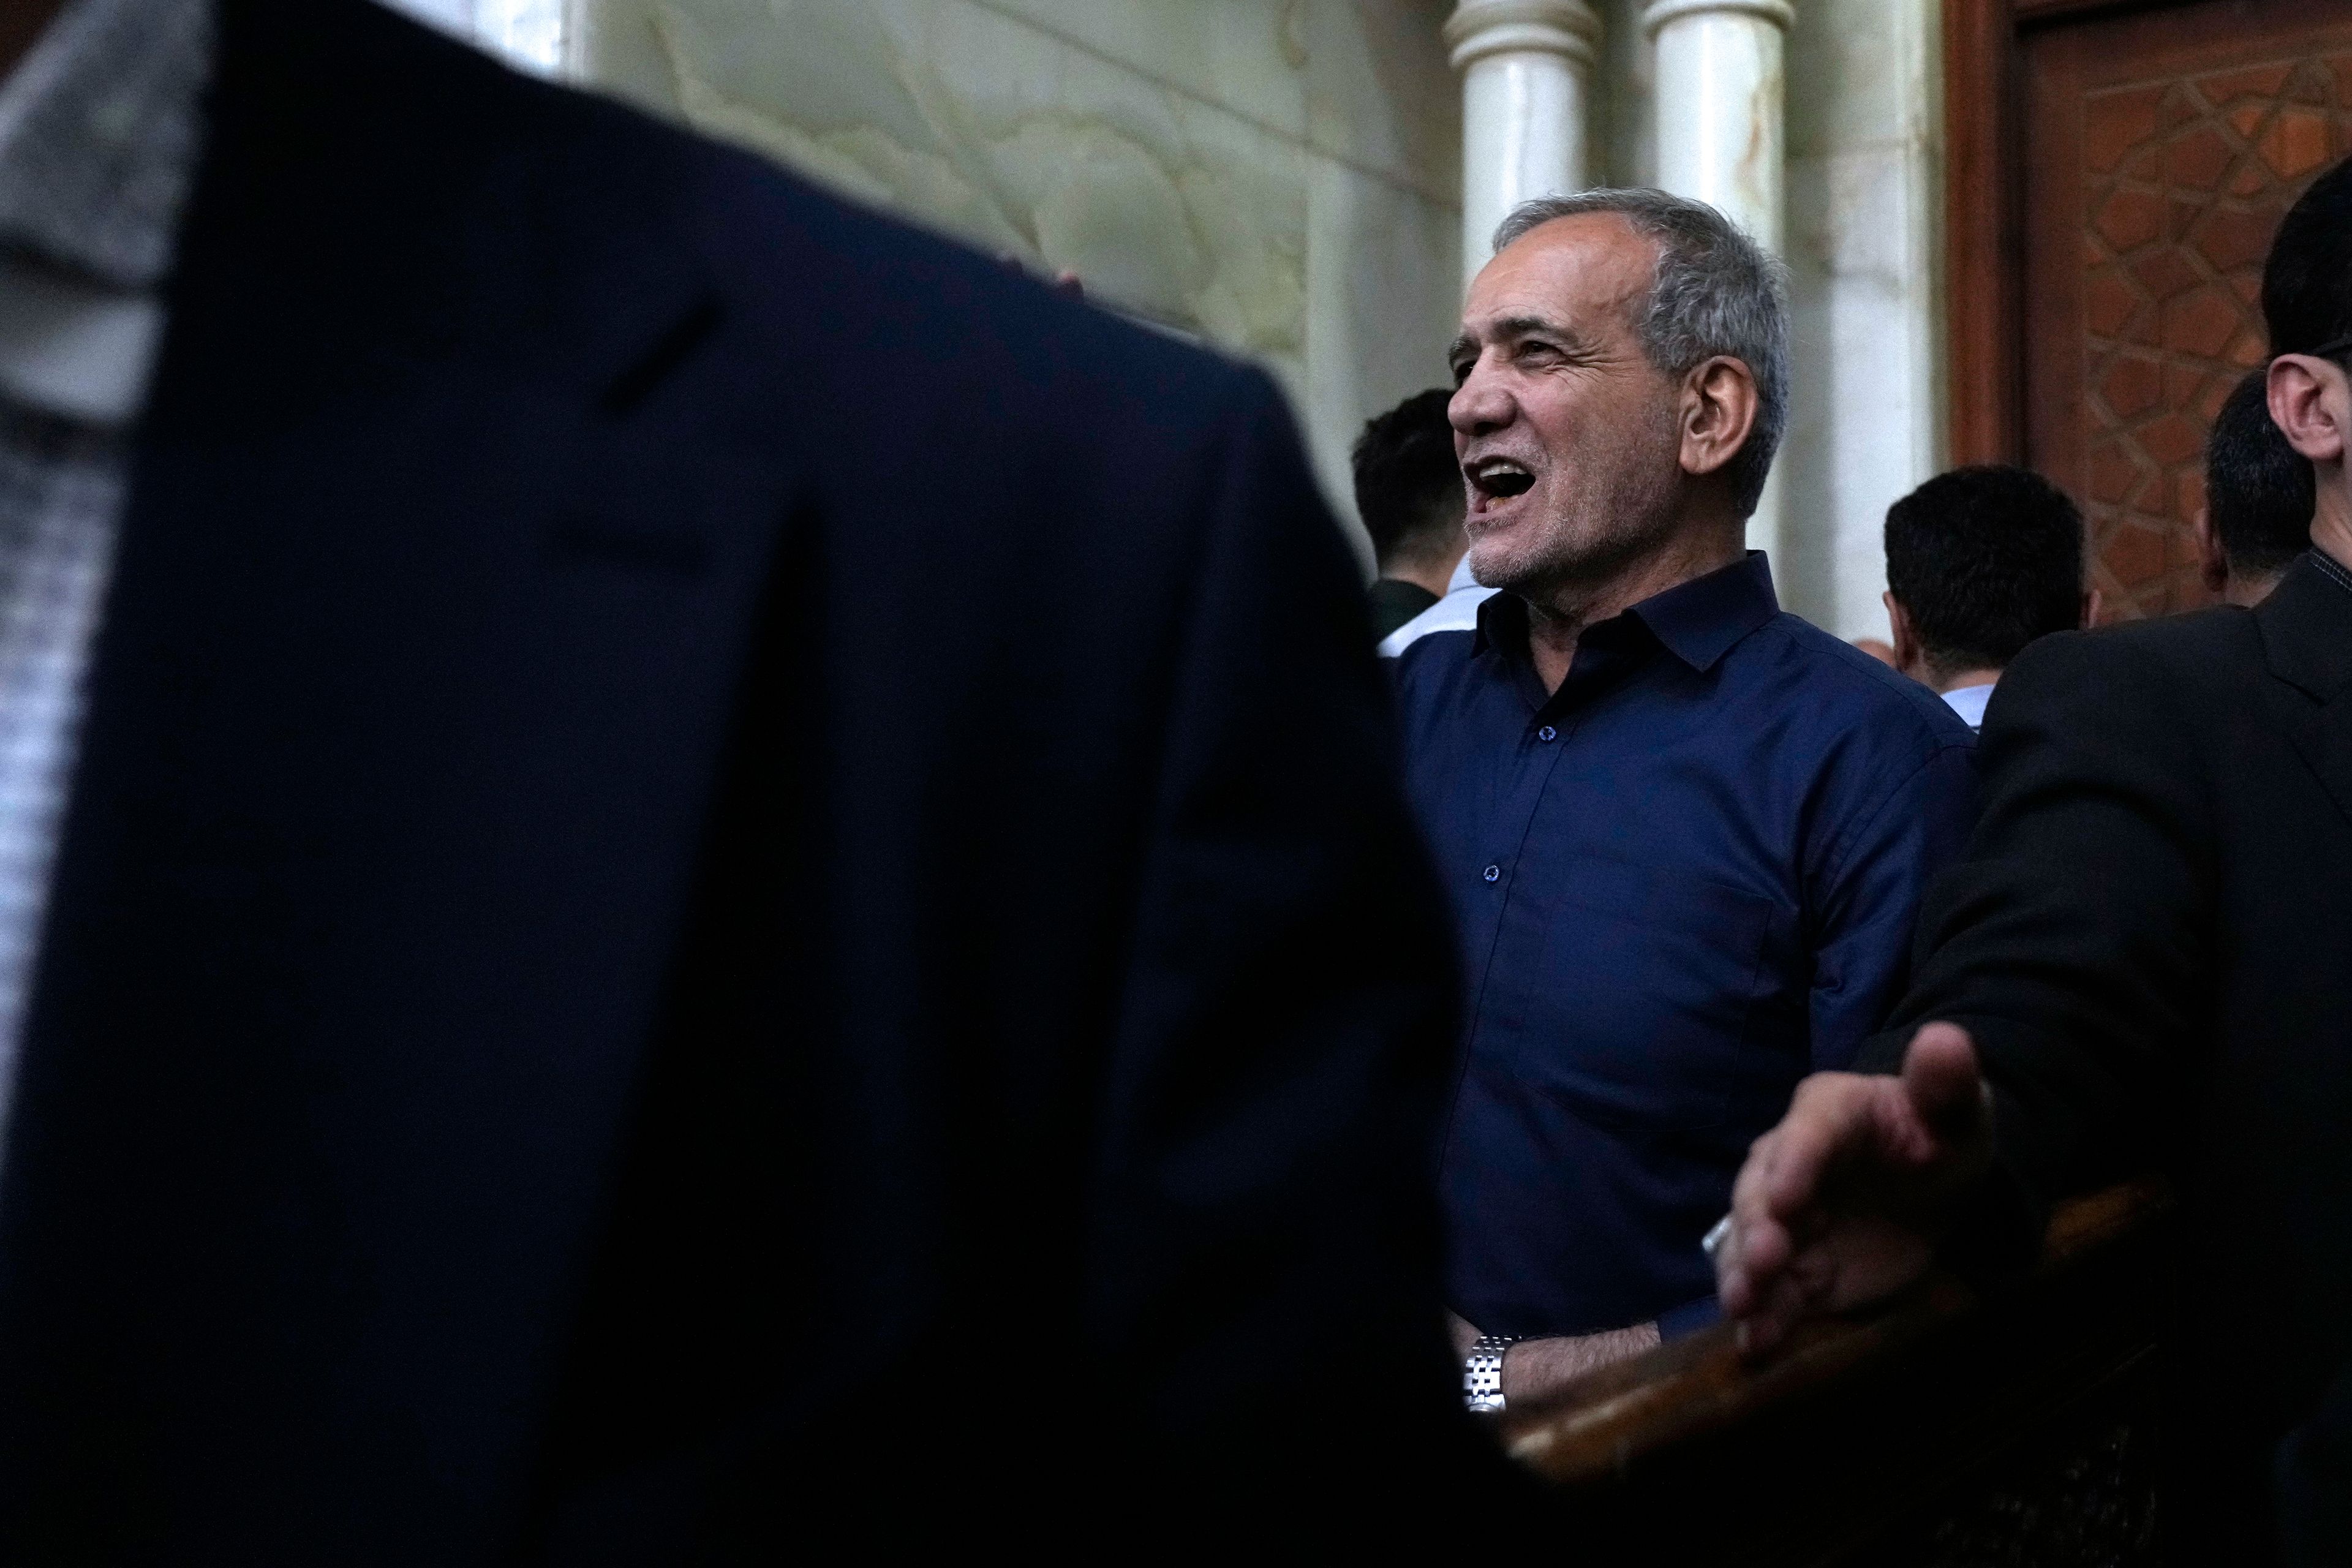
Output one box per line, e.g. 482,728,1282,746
1446,0,1604,291
1643,0,1793,565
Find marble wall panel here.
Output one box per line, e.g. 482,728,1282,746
572,0,1461,561
1596,0,1656,187
1779,0,1943,638
1303,0,1459,204
1303,152,1464,564
954,0,1314,142
1577,0,1942,638
1781,141,1943,633
1784,0,1921,157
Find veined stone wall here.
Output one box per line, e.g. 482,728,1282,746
1781,0,1945,644
1594,0,1945,641
383,0,1940,625
569,0,1466,568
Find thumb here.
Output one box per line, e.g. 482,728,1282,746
1901,1021,1985,1140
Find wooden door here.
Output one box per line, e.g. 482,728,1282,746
2021,0,2352,620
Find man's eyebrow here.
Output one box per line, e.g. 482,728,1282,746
1449,315,1584,363
1491,314,1578,345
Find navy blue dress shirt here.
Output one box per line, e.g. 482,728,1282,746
1391,554,1978,1339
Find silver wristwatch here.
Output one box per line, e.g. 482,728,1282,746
1463,1333,1519,1414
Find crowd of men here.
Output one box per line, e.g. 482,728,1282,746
1355,168,2349,1558
0,0,2346,1558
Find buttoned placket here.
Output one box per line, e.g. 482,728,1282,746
1457,624,1659,1044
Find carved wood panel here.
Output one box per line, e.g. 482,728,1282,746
2024,1,2352,620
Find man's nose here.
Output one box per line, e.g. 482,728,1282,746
1450,358,1512,437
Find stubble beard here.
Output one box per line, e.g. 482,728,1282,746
1469,421,1683,611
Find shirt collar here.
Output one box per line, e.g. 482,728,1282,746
1940,681,1996,729
1472,550,1780,672
0,0,211,293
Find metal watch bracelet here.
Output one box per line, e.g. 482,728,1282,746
1463,1333,1519,1414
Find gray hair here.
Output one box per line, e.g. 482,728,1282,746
1492,189,1789,517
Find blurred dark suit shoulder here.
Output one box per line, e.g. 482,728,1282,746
0,0,1492,1559
1864,554,2352,1557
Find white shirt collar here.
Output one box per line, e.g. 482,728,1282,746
1940,680,1996,730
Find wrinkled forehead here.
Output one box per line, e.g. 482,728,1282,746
1460,213,1657,342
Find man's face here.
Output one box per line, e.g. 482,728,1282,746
1446,214,1686,600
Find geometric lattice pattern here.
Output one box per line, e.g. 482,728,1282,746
2078,52,2352,617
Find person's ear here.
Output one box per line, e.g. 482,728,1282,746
1883,590,1921,674
2082,585,2104,629
2191,504,2228,595
1678,356,1761,483
2268,354,2350,466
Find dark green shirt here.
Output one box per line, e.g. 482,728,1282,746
1367,577,1438,641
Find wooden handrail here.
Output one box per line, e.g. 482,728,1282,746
1494,1178,2176,1562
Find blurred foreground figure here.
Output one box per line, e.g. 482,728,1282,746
1880,465,2098,731
1716,157,2352,1562
2199,366,2318,608
0,0,1496,1556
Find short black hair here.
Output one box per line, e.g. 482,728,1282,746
1351,388,1463,573
1884,466,2085,674
2206,369,2312,575
2264,156,2352,356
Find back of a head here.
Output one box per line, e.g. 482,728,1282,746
1352,388,1464,575
2206,369,2313,576
1884,466,2085,675
2264,156,2352,358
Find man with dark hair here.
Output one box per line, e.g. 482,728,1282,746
2196,368,2316,607
1355,387,1469,639
1881,466,2096,731
1395,188,1974,1414
1716,154,2352,1559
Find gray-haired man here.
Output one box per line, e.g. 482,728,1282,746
1392,191,1978,1412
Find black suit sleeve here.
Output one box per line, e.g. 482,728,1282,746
2277,1354,2352,1566
1859,629,2217,1248
1078,369,1504,1514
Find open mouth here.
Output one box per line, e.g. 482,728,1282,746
1466,456,1536,502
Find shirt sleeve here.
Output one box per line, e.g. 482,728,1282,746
1804,734,1982,1071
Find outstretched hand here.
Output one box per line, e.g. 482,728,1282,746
1714,1022,1994,1355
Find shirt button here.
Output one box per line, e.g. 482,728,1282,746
1537,725,1557,742
1482,864,1501,883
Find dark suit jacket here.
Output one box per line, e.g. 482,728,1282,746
2279,1355,2352,1567
0,1,1497,1558
1861,553,2352,1559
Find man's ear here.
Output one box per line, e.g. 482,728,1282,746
2082,585,2104,628
2190,504,2228,595
2268,354,2350,465
1679,356,1761,483
1883,589,1920,673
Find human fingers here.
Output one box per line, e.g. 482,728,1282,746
1735,1253,1819,1357
1720,1128,1798,1314
1725,1078,1872,1306
1901,1022,1986,1144
1758,1072,1882,1218
1716,1208,1784,1319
